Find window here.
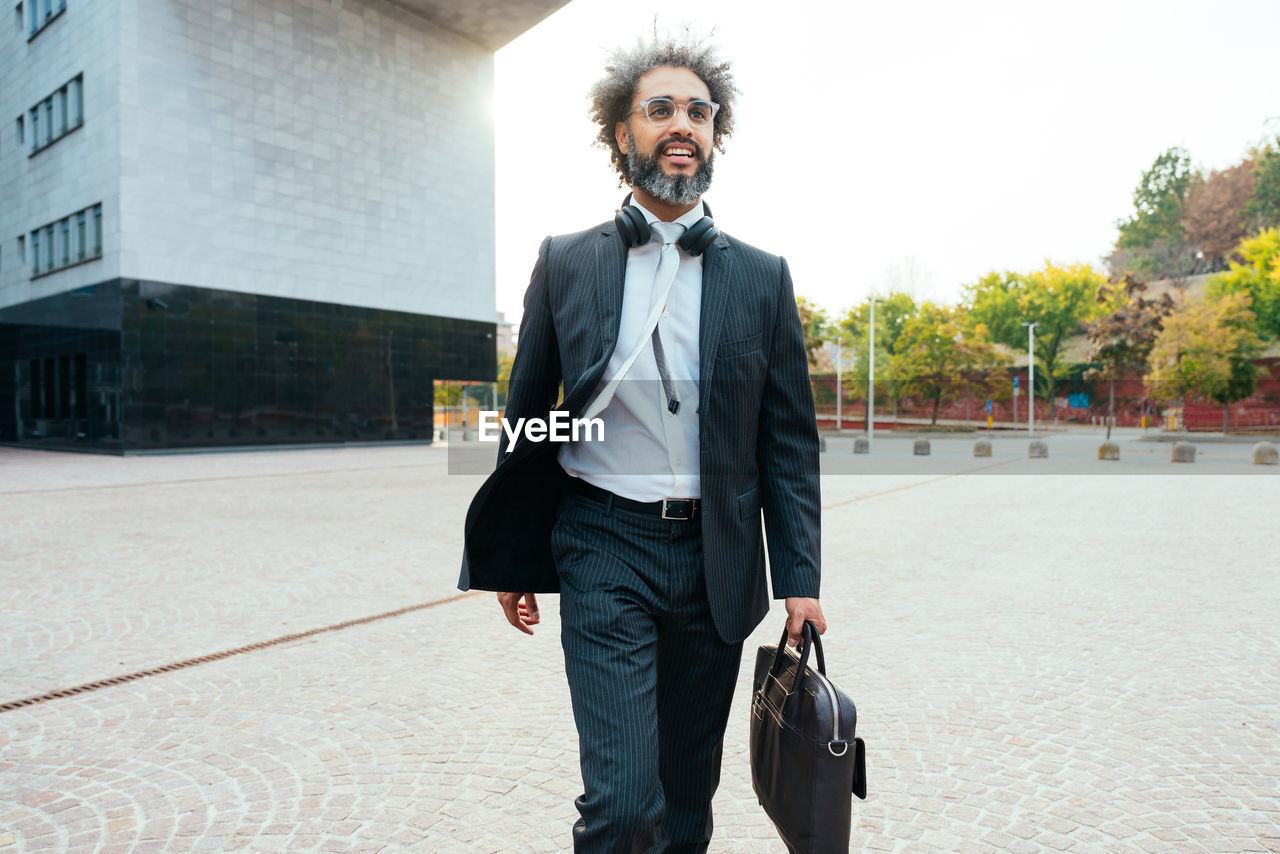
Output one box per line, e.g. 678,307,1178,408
27,0,59,38
69,76,82,125
17,235,25,264
27,202,102,278
28,75,83,155
13,3,20,36
15,115,22,145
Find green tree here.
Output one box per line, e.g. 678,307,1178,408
1083,275,1174,437
1116,146,1195,249
1145,292,1265,432
795,297,830,366
891,303,1005,425
1203,229,1274,343
836,292,917,423
1207,227,1280,340
1109,147,1198,281
965,262,1107,420
1245,138,1280,230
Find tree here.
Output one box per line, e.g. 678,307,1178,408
1244,138,1280,231
1116,147,1195,249
965,262,1107,420
1083,275,1174,437
1144,292,1265,432
891,303,1004,425
1181,160,1256,271
1110,147,1198,281
837,291,917,423
1206,227,1280,340
795,297,830,366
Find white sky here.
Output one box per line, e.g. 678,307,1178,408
493,0,1280,326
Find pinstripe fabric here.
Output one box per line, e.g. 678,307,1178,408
459,218,822,645
552,491,743,853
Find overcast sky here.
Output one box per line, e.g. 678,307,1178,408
493,0,1280,326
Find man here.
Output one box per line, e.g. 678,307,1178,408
459,36,824,853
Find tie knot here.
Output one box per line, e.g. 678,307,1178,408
649,221,685,247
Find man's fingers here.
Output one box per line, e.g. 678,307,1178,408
524,593,540,623
497,592,536,635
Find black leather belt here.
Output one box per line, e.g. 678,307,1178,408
568,478,700,521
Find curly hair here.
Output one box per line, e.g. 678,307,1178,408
588,35,739,186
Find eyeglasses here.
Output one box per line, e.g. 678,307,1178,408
630,97,720,128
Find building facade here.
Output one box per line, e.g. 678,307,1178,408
0,0,565,451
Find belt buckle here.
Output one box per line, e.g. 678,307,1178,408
661,499,695,520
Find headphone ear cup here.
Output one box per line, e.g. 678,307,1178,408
614,206,650,248
680,216,719,256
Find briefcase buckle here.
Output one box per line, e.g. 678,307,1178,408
828,740,849,757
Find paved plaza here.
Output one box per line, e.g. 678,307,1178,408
1,437,1278,852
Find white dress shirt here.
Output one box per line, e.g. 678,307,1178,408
558,200,706,501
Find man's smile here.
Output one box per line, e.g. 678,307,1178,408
661,140,699,167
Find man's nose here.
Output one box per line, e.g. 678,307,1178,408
668,106,695,135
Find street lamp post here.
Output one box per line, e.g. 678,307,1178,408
835,337,842,432
867,295,877,449
1021,321,1039,435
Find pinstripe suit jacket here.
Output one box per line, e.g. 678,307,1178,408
458,217,821,644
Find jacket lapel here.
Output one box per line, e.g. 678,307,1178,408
564,225,626,413
698,232,733,417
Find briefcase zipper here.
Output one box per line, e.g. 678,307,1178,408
809,668,849,756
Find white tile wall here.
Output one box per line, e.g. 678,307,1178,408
121,0,497,322
2,0,498,323
0,0,123,310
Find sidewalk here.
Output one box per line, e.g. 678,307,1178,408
2,445,1278,852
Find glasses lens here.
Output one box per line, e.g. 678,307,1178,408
644,98,676,124
686,101,714,126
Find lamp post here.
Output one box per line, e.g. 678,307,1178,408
867,295,877,449
835,336,842,432
1021,321,1039,435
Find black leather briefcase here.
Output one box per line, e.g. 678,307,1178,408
750,620,866,854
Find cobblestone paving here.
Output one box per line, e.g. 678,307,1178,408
1,442,1278,852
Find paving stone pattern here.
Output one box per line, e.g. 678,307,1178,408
1,444,1278,852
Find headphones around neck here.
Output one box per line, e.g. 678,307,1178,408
614,193,720,256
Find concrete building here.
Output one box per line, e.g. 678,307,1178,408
0,0,565,451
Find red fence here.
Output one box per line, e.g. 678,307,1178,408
811,358,1280,432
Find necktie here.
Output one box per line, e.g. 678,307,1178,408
582,221,685,421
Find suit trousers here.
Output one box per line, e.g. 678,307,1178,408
551,490,745,854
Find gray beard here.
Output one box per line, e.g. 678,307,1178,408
627,137,714,206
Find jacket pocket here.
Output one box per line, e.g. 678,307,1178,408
717,331,764,359
737,485,762,522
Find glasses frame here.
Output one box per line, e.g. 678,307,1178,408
630,97,720,128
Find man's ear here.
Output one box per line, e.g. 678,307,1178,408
615,121,629,155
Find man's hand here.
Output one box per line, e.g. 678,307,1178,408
784,597,826,647
497,592,540,635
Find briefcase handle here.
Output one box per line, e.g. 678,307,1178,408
766,620,826,718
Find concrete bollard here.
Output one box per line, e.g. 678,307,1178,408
1252,441,1278,465
1029,440,1049,458
913,438,930,456
854,436,870,454
973,439,992,457
1171,441,1196,463
1098,442,1120,460
820,436,827,452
